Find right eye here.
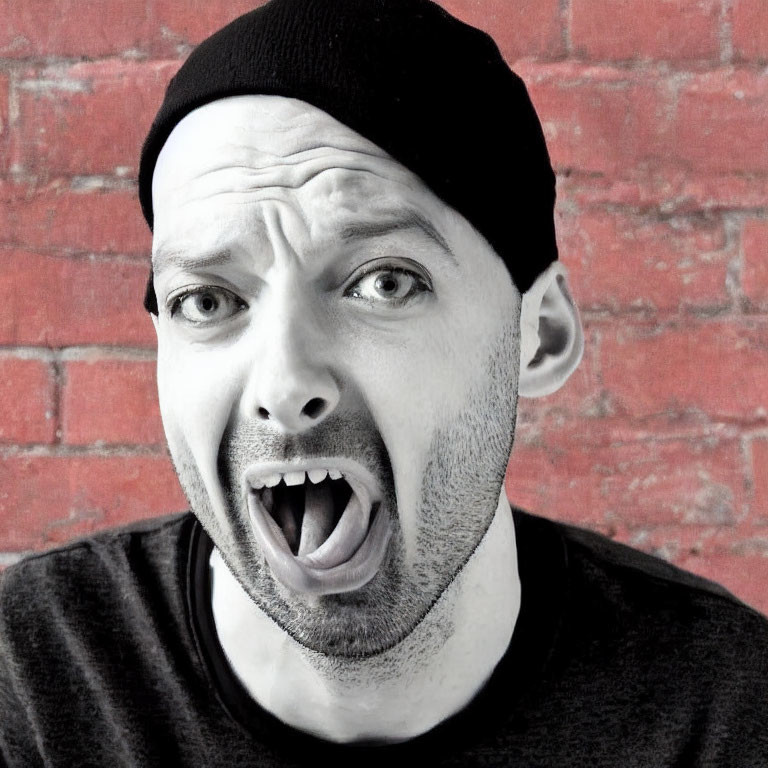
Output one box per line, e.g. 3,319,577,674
169,286,247,326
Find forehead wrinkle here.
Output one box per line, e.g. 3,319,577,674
163,141,399,195
156,120,413,202
159,162,405,218
261,199,311,265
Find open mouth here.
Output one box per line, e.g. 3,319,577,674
244,461,392,595
256,469,365,564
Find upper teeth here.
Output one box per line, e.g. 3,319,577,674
307,469,328,484
283,471,306,486
251,468,345,490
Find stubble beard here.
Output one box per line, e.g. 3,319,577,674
170,319,519,659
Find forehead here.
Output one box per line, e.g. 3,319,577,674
151,95,449,240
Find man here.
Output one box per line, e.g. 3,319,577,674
1,0,767,765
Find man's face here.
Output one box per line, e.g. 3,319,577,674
151,95,522,657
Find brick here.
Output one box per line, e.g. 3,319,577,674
676,552,768,616
601,320,768,422
0,0,152,58
516,394,729,453
559,173,768,216
62,359,163,446
515,322,740,448
2,183,151,255
517,63,667,176
12,60,179,179
621,521,754,559
152,0,269,51
506,439,604,525
438,0,564,61
571,0,720,61
0,183,13,240
559,211,731,313
0,356,55,444
752,438,768,521
731,0,768,61
742,218,768,308
0,250,155,347
0,455,186,550
673,71,768,175
522,65,768,180
506,434,746,530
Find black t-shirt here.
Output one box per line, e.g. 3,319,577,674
1,509,767,767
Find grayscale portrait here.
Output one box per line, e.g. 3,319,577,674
1,0,767,764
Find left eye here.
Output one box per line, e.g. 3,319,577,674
169,286,246,325
345,268,430,305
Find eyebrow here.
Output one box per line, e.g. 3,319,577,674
152,248,233,277
151,211,456,275
339,211,456,263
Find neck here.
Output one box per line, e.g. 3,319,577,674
210,491,521,744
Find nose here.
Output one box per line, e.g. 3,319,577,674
255,383,338,432
242,292,340,434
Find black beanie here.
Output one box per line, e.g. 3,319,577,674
138,0,558,313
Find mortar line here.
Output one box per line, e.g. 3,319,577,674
719,0,734,65
560,0,573,58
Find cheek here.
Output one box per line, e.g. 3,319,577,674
343,312,498,545
345,318,468,427
157,336,240,434
346,298,509,434
156,330,247,516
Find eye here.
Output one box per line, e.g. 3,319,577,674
168,286,247,325
345,266,431,306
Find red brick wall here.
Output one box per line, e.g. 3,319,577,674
1,1,766,612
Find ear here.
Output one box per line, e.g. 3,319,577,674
518,262,583,398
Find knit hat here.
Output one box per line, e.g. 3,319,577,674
138,0,557,313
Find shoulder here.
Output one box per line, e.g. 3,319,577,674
0,514,202,762
2,511,192,576
0,512,195,638
510,510,768,762
517,509,768,666
560,516,734,596
518,507,757,605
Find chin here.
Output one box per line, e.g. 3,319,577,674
228,493,436,659
252,542,427,658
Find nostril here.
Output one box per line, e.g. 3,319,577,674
302,397,326,420
257,407,270,420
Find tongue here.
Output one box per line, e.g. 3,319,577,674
272,488,301,554
299,491,369,569
298,481,336,556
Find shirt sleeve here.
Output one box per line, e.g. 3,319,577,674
0,568,45,768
